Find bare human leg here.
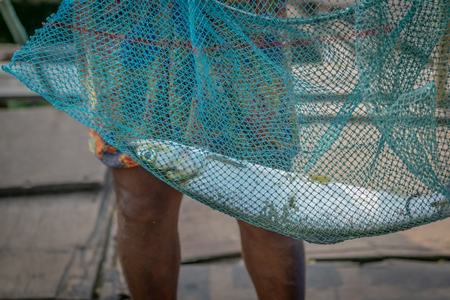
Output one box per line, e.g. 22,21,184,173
113,166,305,300
238,221,306,300
112,166,183,300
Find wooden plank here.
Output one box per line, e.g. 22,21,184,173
305,218,450,261
98,211,124,300
56,174,116,300
0,44,20,61
0,107,107,195
305,260,450,300
0,87,41,99
0,190,106,299
99,258,450,300
118,259,450,300
0,250,72,299
0,62,42,101
179,196,241,262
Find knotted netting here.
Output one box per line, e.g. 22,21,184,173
3,0,450,244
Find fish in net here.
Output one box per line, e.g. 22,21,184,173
3,0,449,244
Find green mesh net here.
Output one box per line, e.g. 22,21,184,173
3,0,450,244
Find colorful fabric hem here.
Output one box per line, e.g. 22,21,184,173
89,129,140,168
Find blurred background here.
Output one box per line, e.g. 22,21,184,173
1,0,450,299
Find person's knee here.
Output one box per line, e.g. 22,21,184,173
238,221,289,239
238,220,304,252
112,167,182,223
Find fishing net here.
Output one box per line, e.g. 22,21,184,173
3,0,450,244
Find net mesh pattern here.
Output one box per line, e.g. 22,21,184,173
3,0,450,244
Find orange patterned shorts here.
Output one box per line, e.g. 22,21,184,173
89,129,139,168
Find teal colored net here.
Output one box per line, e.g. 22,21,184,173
3,0,450,244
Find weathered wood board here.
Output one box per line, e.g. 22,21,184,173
179,196,242,262
0,184,114,300
306,259,450,300
305,217,450,261
101,258,450,300
0,60,42,101
0,107,107,195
